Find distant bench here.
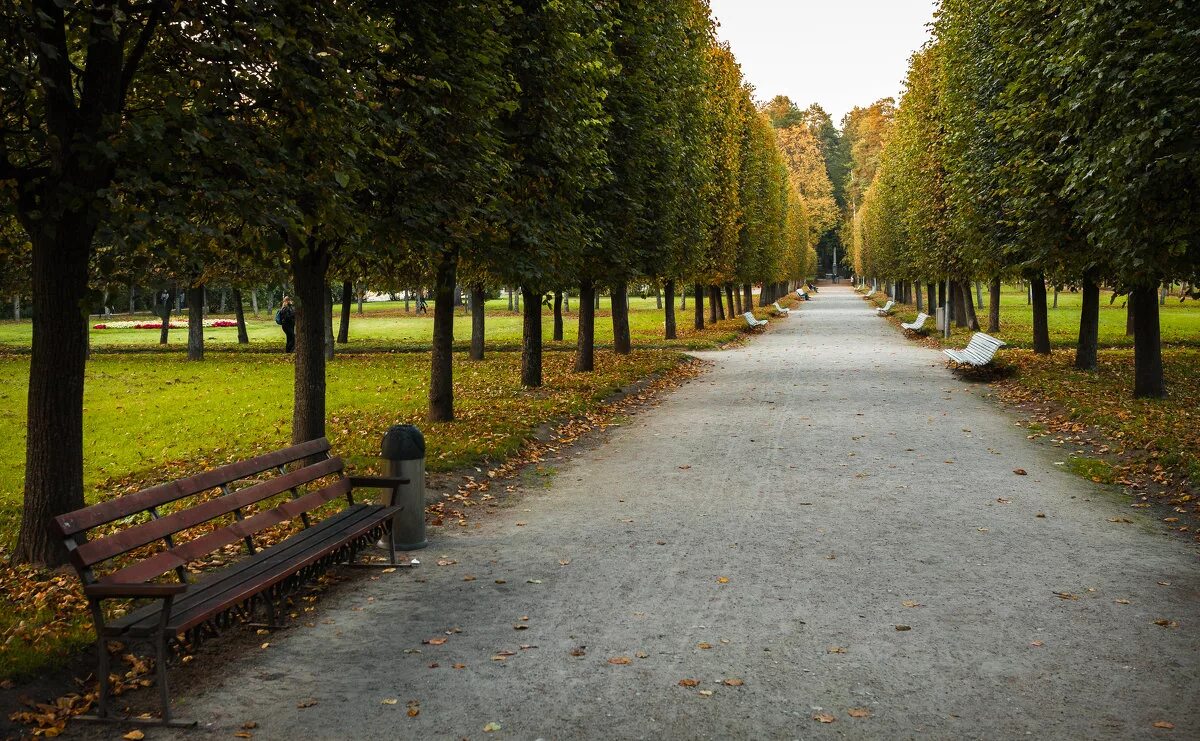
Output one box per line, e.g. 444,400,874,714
743,312,768,330
52,438,407,726
901,312,930,333
772,302,790,316
876,300,895,316
944,332,1006,367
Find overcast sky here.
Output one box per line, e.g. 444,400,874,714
709,0,938,127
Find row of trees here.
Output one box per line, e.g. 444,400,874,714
848,0,1199,398
1,0,819,565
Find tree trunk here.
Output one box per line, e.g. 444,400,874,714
1074,271,1100,371
927,283,937,319
187,283,205,361
251,287,259,316
915,282,924,311
1160,283,1168,306
976,281,984,310
680,289,686,311
743,283,753,312
611,281,632,354
522,286,542,387
357,288,364,315
654,285,662,309
1132,284,1165,398
323,286,335,360
575,279,595,372
694,283,705,330
1030,273,1051,355
337,280,352,344
708,285,719,324
428,250,459,421
506,289,513,312
594,289,600,310
724,283,736,319
470,283,486,361
553,290,564,342
962,280,980,331
291,238,332,442
159,289,173,345
13,232,90,566
1126,298,1135,336
760,283,772,308
953,281,968,328
664,280,677,340
733,283,743,315
988,277,1001,333
1052,286,1059,309
514,287,520,313
233,288,249,344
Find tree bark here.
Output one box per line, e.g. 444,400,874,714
694,283,705,330
915,281,924,311
323,285,335,360
337,280,352,344
988,277,1001,333
953,281,968,328
724,283,736,319
654,285,662,309
733,283,743,315
1030,273,1051,355
743,283,753,312
1126,298,1135,336
1132,284,1165,398
611,281,632,354
522,286,542,387
506,289,513,312
428,250,458,421
961,280,980,331
927,283,937,319
291,238,331,442
187,283,205,361
664,280,677,340
251,287,259,316
1074,270,1100,371
575,279,595,372
680,289,686,311
976,281,984,310
708,285,719,324
553,290,564,342
233,288,249,344
470,283,486,361
159,288,173,345
13,231,90,566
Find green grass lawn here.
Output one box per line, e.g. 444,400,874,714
877,284,1200,350
0,296,737,351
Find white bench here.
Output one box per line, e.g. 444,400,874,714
742,312,768,330
864,289,875,298
944,332,1006,367
876,300,895,316
795,289,810,301
901,312,930,332
772,302,790,316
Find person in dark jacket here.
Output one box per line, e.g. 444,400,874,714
277,296,296,352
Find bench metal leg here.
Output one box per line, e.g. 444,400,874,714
95,635,112,719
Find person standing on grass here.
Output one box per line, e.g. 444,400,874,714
277,296,296,352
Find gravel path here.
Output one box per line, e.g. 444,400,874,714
160,285,1198,740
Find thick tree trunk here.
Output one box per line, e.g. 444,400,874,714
219,287,227,313
927,283,937,319
323,286,335,360
724,283,736,319
1074,271,1100,371
159,288,173,345
337,280,352,344
470,283,486,361
743,283,752,312
428,250,458,421
1132,285,1165,398
694,283,705,330
251,287,259,316
14,232,90,566
522,286,542,387
976,281,984,310
988,277,1001,333
187,283,205,361
953,282,968,328
733,283,743,315
1030,273,1051,355
680,289,686,311
575,280,595,372
664,280,677,340
553,290,564,342
654,285,662,309
611,281,632,355
962,280,980,331
233,288,249,344
916,282,924,311
1126,299,1135,336
708,286,719,324
291,239,331,442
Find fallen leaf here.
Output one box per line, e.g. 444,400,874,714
1036,512,1046,518
1053,592,1079,601
1013,469,1027,475
559,559,571,566
848,708,871,718
234,733,253,739
424,637,447,646
381,699,398,705
827,646,847,654
452,663,466,669
1153,619,1179,628
996,497,1011,504
513,624,528,630
463,575,476,581
381,567,396,574
260,642,270,649
122,732,145,741
495,579,507,584
895,625,911,631
1115,599,1131,605
697,642,713,649
527,579,543,584
698,690,714,697
436,559,457,566
678,465,692,470
717,577,729,584
813,713,836,723
569,647,586,657
243,722,259,730
608,656,632,665
1030,640,1044,647
515,522,527,527
723,678,744,686
483,722,502,732
297,699,318,709
406,701,420,718
635,651,649,659
901,600,923,608
678,678,699,687
1152,721,1175,729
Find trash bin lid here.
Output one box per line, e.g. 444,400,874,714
381,424,425,460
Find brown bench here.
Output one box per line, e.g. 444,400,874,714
51,437,407,727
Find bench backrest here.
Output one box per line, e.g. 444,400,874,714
743,312,757,324
965,332,1005,354
53,438,353,586
912,312,929,324
881,300,894,310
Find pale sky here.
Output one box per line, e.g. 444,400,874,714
709,0,938,127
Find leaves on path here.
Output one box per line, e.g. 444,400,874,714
608,656,631,665
813,713,836,723
1153,721,1175,729
894,625,911,631
847,708,872,718
723,678,744,686
827,646,847,654
678,678,699,687
296,698,318,708
483,722,502,732
1013,469,1027,475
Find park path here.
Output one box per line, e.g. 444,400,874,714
161,285,1197,740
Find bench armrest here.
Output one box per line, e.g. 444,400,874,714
349,476,411,507
85,583,187,599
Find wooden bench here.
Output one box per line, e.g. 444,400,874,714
901,312,930,333
771,302,790,316
864,289,875,298
944,332,1006,366
51,438,407,726
742,312,768,330
876,300,895,316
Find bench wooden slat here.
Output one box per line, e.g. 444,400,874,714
72,457,345,570
99,477,352,586
54,438,332,537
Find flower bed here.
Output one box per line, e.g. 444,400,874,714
92,319,239,330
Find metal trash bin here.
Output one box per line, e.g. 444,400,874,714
380,424,428,550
